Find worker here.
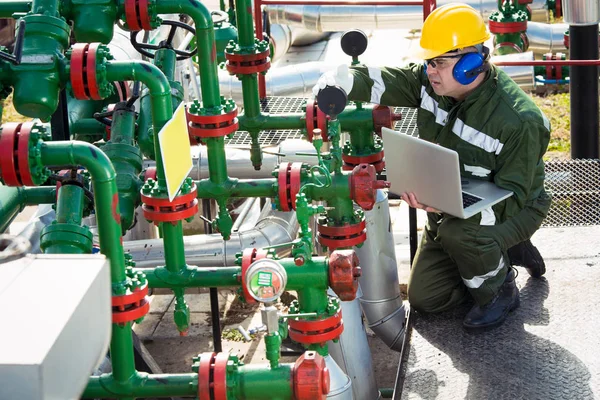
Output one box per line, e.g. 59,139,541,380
312,3,551,332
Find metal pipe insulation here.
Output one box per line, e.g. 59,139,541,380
124,199,299,268
266,0,549,32
328,287,381,400
354,189,407,351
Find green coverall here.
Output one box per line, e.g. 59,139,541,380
348,63,551,310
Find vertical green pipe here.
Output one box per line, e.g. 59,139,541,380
155,0,221,108
31,0,58,16
54,184,85,224
0,1,31,17
39,141,136,386
206,138,228,185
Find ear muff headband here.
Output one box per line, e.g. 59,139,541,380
453,46,490,85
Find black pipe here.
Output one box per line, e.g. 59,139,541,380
202,198,223,353
569,24,599,159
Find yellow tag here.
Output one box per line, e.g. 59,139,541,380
157,102,193,202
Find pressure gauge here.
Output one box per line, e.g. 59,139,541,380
244,259,287,303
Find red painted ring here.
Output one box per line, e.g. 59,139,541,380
0,123,21,186
17,122,35,186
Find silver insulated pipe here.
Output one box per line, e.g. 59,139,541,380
354,189,407,351
124,199,299,268
266,0,549,32
328,287,381,400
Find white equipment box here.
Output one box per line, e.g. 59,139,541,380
0,254,111,400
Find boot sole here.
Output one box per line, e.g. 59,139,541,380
462,296,520,334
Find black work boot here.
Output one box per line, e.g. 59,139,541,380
463,268,520,333
507,239,546,278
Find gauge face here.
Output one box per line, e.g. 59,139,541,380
245,259,287,303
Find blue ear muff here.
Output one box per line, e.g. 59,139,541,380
453,52,489,85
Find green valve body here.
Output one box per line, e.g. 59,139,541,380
63,0,117,44
7,14,70,119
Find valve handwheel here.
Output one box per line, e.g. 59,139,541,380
130,20,198,60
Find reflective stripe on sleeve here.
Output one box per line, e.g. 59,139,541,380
368,67,385,104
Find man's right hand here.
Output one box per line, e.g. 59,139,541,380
312,64,354,98
401,192,440,213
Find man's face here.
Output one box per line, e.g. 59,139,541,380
425,51,472,99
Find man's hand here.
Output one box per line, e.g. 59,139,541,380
312,64,354,98
401,192,441,213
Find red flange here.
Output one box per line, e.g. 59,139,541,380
225,48,271,75
112,283,150,324
277,162,303,211
293,352,330,400
196,352,228,400
186,105,239,139
372,105,402,135
70,43,102,100
288,311,344,344
305,100,329,142
317,219,367,250
240,248,269,303
342,151,385,172
141,184,199,225
488,20,527,34
0,122,37,187
328,250,362,301
349,163,390,211
124,0,153,30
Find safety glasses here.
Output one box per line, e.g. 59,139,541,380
425,53,464,69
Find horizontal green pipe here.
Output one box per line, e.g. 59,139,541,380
71,119,106,135
84,373,197,398
0,1,31,17
234,364,295,399
139,266,241,288
137,257,328,290
195,178,276,199
0,185,56,233
239,113,305,131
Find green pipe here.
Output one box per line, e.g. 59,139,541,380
195,178,275,199
22,187,57,205
70,119,106,136
0,184,27,233
0,1,31,17
31,0,58,16
0,185,57,233
40,141,136,386
105,61,173,186
140,265,240,288
155,0,221,108
137,256,328,290
41,184,93,254
84,373,196,398
233,364,295,400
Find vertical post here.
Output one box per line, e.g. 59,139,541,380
569,24,599,159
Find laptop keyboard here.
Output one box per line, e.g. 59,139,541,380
462,192,483,208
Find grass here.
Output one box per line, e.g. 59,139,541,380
1,90,572,160
531,92,570,160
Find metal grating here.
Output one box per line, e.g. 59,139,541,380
226,97,306,146
394,107,419,136
543,159,600,227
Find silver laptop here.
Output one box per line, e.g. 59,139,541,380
381,127,513,219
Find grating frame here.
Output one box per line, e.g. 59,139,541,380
543,159,600,227
226,97,306,147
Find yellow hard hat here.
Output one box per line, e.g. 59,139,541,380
413,3,491,60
